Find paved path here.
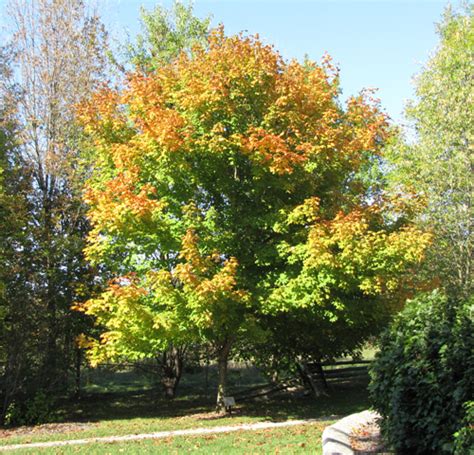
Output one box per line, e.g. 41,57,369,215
0,418,322,452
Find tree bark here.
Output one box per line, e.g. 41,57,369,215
205,347,210,395
74,348,82,399
216,338,232,412
160,345,184,399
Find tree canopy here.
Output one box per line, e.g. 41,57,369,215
77,28,429,408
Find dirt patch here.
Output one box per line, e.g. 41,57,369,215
173,406,247,421
177,410,233,421
0,422,95,439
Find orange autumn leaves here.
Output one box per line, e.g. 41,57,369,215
78,27,390,181
85,170,161,226
76,27,429,365
243,127,307,175
78,27,391,261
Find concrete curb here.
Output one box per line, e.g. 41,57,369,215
322,410,383,455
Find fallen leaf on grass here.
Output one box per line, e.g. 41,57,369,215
202,434,218,440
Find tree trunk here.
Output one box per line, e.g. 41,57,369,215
298,361,328,398
205,347,210,395
216,338,232,412
162,377,178,399
74,348,82,399
160,345,184,399
314,361,329,394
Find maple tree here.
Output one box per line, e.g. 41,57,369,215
78,28,430,409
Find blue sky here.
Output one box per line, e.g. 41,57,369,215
100,0,448,124
0,0,448,123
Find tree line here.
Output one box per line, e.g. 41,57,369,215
0,0,471,424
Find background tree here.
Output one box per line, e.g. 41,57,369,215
78,28,429,410
125,0,210,72
0,48,34,424
387,4,473,299
0,0,110,423
370,7,474,452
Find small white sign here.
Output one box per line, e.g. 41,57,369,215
223,396,235,407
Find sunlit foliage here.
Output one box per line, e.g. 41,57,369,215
78,28,429,407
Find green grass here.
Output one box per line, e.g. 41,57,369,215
14,421,332,454
360,344,378,361
1,365,370,453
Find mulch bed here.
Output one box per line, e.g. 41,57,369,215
350,417,392,454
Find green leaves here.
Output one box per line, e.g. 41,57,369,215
370,291,474,454
80,26,429,393
127,1,211,71
387,4,473,299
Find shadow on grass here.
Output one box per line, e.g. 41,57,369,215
53,368,370,427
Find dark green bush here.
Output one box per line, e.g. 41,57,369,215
370,291,473,454
4,391,55,426
454,401,474,455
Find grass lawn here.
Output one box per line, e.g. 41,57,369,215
13,421,332,454
1,365,371,453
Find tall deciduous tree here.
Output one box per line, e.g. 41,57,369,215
1,0,110,421
78,28,429,410
388,4,473,299
0,46,41,425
